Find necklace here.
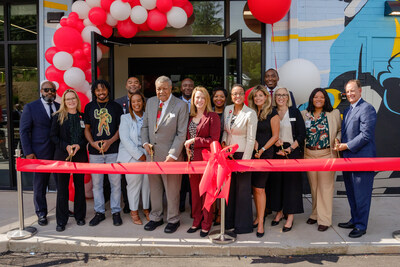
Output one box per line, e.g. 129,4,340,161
97,100,108,110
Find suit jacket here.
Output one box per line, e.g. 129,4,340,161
50,112,88,162
141,95,189,161
117,113,146,163
115,95,129,114
222,104,257,159
186,111,220,161
341,98,376,158
301,108,342,157
20,99,60,159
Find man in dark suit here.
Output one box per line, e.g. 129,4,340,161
20,80,59,226
115,76,142,213
264,68,296,107
336,79,377,238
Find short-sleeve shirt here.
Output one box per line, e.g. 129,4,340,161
84,100,123,155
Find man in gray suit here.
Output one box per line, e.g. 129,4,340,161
141,76,189,233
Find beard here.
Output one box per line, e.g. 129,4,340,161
42,94,55,102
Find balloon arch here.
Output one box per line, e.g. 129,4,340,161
44,0,194,111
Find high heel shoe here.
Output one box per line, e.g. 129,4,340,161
130,210,142,225
271,217,282,226
256,231,264,238
282,221,293,232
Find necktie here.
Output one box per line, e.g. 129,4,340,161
47,102,55,118
269,90,274,97
156,102,163,127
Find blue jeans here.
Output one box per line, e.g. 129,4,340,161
89,153,121,214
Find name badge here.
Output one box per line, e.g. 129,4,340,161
170,113,176,118
289,118,296,122
80,120,85,128
305,120,311,128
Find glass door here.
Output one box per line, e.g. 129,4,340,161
223,30,242,91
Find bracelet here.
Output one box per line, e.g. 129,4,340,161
261,147,266,152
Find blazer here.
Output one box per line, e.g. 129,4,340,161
50,112,88,162
141,95,189,161
115,95,129,114
117,113,146,163
341,98,376,158
221,104,257,159
20,99,60,159
279,106,306,155
301,108,342,157
186,111,221,161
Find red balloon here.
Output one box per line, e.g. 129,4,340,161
98,23,113,38
101,0,114,12
88,7,107,26
244,87,254,106
60,18,68,27
69,12,79,20
172,0,188,8
73,49,84,59
53,26,83,53
147,9,167,32
130,0,141,7
157,0,173,13
45,65,65,83
98,43,110,54
182,3,193,17
45,47,58,64
85,68,92,83
83,45,91,56
138,21,150,32
75,20,85,32
73,58,90,70
117,19,138,38
248,0,291,24
77,92,90,112
57,82,69,97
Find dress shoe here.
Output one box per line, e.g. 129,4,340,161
349,228,366,238
271,217,282,226
112,212,123,226
143,209,150,221
123,205,130,214
187,226,200,233
130,210,142,225
200,230,209,237
89,212,105,226
76,219,85,226
164,221,180,234
306,218,317,225
56,224,65,232
338,221,355,229
38,216,48,226
144,220,164,231
283,222,293,232
256,231,264,238
318,225,329,232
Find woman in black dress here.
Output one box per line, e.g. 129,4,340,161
248,85,280,238
50,89,88,232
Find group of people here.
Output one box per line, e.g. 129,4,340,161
19,69,377,239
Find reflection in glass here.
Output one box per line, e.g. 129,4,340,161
230,1,260,38
225,41,237,91
97,44,110,83
242,41,261,88
0,44,9,187
10,4,37,41
0,5,4,41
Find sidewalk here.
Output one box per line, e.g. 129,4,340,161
1,191,400,256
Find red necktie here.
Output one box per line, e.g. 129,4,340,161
156,102,163,127
269,90,274,97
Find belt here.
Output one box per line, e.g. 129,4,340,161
306,145,330,150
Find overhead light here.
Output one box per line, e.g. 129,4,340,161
385,1,400,16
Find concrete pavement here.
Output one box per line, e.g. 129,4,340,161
1,190,400,256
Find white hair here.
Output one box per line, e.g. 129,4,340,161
155,76,172,86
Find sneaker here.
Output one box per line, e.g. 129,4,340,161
89,212,105,226
112,212,123,226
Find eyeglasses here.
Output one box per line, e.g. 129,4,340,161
231,93,244,97
42,88,56,93
65,97,77,102
276,94,289,98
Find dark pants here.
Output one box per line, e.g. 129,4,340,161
343,171,374,231
56,173,86,226
179,174,192,211
225,152,253,234
33,172,51,217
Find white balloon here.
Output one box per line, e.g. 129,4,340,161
71,0,90,20
86,89,93,101
106,13,118,27
140,0,157,10
96,46,103,62
76,80,91,94
81,25,101,43
53,81,60,90
56,23,62,29
86,0,101,8
110,1,131,21
278,58,321,105
64,67,86,89
83,18,95,27
53,51,74,71
130,5,148,25
167,7,187,29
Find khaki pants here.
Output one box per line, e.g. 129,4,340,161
305,148,336,226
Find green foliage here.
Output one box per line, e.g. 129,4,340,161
192,1,224,35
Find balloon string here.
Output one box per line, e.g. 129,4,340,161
271,24,277,70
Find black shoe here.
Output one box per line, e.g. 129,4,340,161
200,230,209,237
89,212,105,226
306,218,317,225
256,231,264,238
68,210,74,217
187,226,200,233
123,205,130,214
76,219,85,226
271,217,282,226
112,212,123,226
56,224,65,232
144,220,164,231
164,221,180,234
349,228,366,238
318,225,329,232
338,221,355,229
283,221,293,232
38,216,48,226
179,206,185,212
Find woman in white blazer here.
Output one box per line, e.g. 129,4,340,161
221,84,257,234
117,92,150,225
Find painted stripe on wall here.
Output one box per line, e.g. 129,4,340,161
43,1,68,11
272,34,340,42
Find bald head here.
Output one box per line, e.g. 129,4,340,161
181,78,194,100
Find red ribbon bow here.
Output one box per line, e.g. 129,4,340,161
199,141,238,211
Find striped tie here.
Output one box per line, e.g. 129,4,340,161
156,102,163,127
